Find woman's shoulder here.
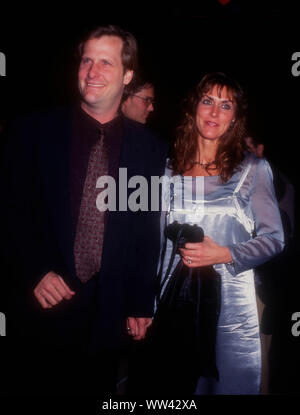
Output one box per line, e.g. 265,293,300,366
241,152,273,196
234,152,273,195
241,151,272,175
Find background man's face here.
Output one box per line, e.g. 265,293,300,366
78,35,133,115
122,86,154,124
245,136,264,158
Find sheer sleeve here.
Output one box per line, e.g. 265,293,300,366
227,158,285,275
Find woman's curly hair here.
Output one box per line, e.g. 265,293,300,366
170,72,248,182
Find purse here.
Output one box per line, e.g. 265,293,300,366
128,221,221,394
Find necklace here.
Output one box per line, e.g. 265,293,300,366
192,160,216,168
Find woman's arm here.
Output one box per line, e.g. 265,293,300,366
180,158,285,273
227,158,284,274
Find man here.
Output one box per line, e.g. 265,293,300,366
3,25,166,394
245,135,295,394
245,136,264,158
121,78,155,124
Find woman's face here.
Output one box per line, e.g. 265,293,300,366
196,85,236,142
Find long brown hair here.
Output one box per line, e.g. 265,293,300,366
170,72,248,182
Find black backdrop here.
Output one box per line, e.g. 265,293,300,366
0,3,299,182
0,0,300,403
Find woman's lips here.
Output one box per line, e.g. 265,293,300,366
206,121,218,127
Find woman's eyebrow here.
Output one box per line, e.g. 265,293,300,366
203,94,233,103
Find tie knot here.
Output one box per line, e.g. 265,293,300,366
99,128,105,140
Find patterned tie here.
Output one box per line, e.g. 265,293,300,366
74,128,109,283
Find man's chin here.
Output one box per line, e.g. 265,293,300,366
84,94,102,104
81,96,103,109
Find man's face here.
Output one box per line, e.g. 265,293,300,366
122,86,155,124
78,35,133,117
245,137,264,158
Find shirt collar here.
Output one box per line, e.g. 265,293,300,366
76,105,123,134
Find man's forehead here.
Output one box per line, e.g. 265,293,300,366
83,35,123,56
140,86,154,96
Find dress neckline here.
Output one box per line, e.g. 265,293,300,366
179,174,220,179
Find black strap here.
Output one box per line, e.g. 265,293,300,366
156,227,184,303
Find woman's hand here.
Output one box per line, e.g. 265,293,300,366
179,236,232,267
126,317,152,340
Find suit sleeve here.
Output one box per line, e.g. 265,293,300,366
125,133,168,317
2,116,55,291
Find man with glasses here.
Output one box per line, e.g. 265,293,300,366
122,78,155,124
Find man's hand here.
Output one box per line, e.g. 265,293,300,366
33,271,75,309
126,317,152,341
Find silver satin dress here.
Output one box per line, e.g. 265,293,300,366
158,153,284,394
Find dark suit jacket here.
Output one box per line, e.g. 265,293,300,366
2,107,167,348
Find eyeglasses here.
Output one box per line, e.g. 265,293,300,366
131,94,155,106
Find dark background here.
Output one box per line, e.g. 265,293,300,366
0,2,299,182
0,0,300,399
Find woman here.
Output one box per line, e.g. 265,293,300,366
156,72,284,395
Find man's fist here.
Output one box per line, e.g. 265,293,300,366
33,271,75,309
